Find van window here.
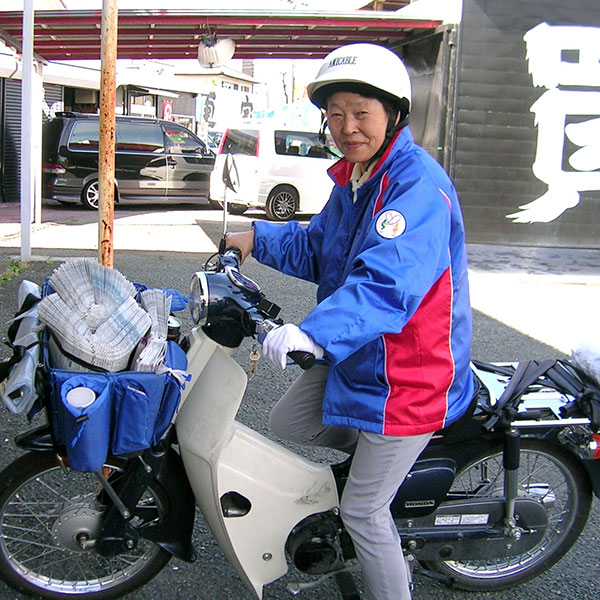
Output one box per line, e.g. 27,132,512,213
221,129,258,156
164,124,208,154
68,121,100,150
68,120,165,153
274,130,340,159
43,118,65,156
117,123,164,152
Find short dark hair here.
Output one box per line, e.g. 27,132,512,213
320,82,409,123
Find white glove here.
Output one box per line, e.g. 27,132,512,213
262,324,324,370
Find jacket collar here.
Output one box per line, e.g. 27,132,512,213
328,126,414,187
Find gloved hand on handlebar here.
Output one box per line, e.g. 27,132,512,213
262,324,324,370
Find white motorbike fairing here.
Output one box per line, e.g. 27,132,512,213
176,328,338,599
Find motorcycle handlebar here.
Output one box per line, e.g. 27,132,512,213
216,247,316,371
288,350,316,370
219,246,243,270
255,318,315,370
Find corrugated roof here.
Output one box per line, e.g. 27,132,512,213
0,8,440,61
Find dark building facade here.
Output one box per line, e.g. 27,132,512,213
399,0,600,248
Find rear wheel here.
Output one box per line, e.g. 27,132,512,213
0,452,171,599
421,440,592,590
265,185,298,221
81,179,99,210
81,180,118,210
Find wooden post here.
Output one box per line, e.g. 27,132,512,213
98,0,118,267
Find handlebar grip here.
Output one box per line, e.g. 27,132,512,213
218,246,243,270
224,246,243,262
288,350,315,370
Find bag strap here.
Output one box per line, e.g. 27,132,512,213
553,360,600,432
484,359,556,430
1,293,43,386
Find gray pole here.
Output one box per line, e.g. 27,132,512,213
19,0,34,262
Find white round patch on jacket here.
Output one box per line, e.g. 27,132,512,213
376,210,406,239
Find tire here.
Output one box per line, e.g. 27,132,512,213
265,185,298,221
209,199,248,215
227,203,248,215
421,440,592,590
0,452,172,599
81,179,100,210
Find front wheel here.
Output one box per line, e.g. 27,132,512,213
0,452,172,599
265,185,298,221
421,440,592,590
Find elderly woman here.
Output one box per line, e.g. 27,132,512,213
227,43,474,600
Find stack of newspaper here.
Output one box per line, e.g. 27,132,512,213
132,288,172,372
38,259,153,372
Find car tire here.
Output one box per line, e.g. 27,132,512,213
81,180,119,211
81,179,100,210
209,199,248,215
227,204,248,215
265,185,298,221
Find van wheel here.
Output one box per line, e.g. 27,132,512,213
81,180,100,210
81,180,118,211
209,200,248,215
265,186,298,221
227,204,248,215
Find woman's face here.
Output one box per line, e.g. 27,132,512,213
325,91,389,167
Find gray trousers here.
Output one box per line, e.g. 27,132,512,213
269,365,433,600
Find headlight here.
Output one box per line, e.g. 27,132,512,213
189,271,208,325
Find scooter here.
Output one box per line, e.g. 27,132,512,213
1,244,600,600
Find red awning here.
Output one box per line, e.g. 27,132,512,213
0,9,441,61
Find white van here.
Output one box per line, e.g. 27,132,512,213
209,127,340,221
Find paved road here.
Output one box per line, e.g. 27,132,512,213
0,202,598,599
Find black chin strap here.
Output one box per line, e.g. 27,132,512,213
318,113,328,144
371,113,409,161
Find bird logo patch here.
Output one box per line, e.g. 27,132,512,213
376,210,406,239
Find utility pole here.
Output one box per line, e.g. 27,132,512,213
98,0,118,267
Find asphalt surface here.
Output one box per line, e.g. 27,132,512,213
0,201,599,599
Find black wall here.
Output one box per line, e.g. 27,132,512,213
0,78,22,204
0,80,63,204
453,0,600,247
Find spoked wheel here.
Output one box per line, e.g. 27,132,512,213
0,452,171,599
265,185,298,221
81,179,100,210
421,440,592,590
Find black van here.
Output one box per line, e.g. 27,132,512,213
42,113,215,209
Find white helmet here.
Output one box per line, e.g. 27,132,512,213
307,43,411,112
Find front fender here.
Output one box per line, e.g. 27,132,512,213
139,445,197,562
16,425,196,561
15,424,64,453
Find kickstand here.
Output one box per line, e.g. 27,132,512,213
334,571,360,600
413,563,456,587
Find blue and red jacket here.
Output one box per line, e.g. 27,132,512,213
253,127,474,436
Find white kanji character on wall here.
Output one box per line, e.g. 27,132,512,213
507,22,600,223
